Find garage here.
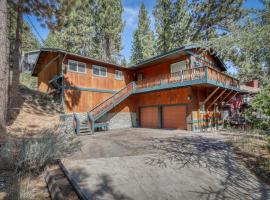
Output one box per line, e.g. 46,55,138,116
162,105,187,129
139,104,187,130
140,106,159,128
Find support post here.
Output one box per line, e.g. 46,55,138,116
207,89,227,110
225,92,238,104
221,90,233,102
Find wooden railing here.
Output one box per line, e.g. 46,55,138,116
136,66,239,89
89,82,135,120
207,66,239,87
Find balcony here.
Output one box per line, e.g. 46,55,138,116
134,66,240,93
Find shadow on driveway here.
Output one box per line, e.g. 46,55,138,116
145,136,270,200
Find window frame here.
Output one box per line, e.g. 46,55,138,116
67,59,87,74
92,65,108,77
170,61,186,74
115,70,123,80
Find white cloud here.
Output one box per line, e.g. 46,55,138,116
123,6,139,27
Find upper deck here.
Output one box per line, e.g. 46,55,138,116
134,65,240,94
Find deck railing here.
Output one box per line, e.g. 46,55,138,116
136,66,239,89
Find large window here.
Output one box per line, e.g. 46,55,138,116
170,61,186,74
68,60,86,73
92,65,107,77
115,70,123,80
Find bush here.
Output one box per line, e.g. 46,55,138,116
1,132,79,174
20,72,37,89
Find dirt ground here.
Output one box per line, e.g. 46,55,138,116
64,128,270,200
0,85,62,200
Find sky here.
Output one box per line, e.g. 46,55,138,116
25,0,264,65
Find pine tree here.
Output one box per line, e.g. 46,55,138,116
172,0,193,47
7,0,78,119
92,0,124,63
44,31,63,49
153,0,174,54
130,3,154,64
61,3,94,56
21,22,40,51
121,57,127,66
0,0,9,133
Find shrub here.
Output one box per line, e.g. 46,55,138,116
1,132,79,174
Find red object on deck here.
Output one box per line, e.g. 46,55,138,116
246,80,259,88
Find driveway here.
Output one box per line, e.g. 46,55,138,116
63,128,270,200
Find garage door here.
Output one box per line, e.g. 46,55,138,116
140,106,159,128
162,105,187,129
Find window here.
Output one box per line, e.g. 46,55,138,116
115,70,123,80
137,73,143,81
191,56,203,68
68,60,86,73
170,61,186,74
92,65,107,77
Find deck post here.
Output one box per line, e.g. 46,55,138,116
207,89,227,110
204,66,208,82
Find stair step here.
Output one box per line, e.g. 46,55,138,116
80,130,91,134
80,127,90,130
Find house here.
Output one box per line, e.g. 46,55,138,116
21,50,40,72
222,80,260,127
32,45,240,134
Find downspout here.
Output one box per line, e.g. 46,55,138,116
61,53,67,112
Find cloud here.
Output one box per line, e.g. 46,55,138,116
123,6,139,27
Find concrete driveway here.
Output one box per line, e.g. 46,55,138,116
63,128,270,200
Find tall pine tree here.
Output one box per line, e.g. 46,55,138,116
153,0,174,54
92,0,124,63
130,3,154,64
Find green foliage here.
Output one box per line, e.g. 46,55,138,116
247,85,270,133
130,3,154,64
9,8,40,51
153,0,174,54
44,0,124,63
44,31,64,49
153,0,245,53
92,0,124,63
199,1,270,85
20,72,37,89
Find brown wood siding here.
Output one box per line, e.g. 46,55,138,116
134,56,188,81
64,55,134,91
162,105,186,129
140,106,159,128
64,90,112,113
37,52,61,93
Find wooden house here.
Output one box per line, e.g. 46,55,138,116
32,46,240,133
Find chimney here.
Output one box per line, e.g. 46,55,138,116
246,80,259,88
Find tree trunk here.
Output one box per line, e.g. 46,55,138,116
0,0,9,133
8,3,22,121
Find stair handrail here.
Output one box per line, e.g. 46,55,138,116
73,113,80,134
89,81,135,115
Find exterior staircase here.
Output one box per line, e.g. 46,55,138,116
73,82,135,135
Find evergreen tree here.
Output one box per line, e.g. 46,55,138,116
9,9,40,51
92,0,124,63
121,57,127,66
130,3,154,64
0,0,9,133
44,31,63,49
7,0,78,118
61,3,94,56
153,0,174,54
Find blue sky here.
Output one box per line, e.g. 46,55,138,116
25,0,263,64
